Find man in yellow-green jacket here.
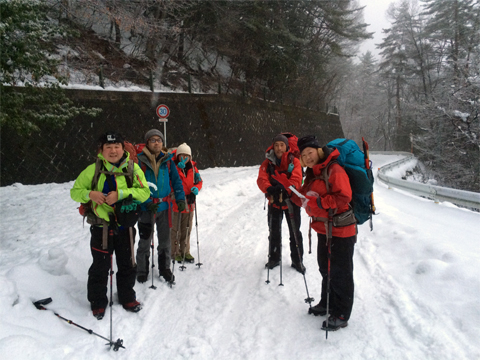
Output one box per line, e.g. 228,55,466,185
71,131,149,320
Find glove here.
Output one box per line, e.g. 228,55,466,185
191,187,199,195
302,191,320,210
177,157,187,169
267,184,284,196
194,172,202,183
271,170,292,193
186,193,196,204
177,200,186,212
147,202,160,213
287,163,294,173
119,194,142,213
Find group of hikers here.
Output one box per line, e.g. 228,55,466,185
70,129,360,333
257,133,358,332
70,129,202,321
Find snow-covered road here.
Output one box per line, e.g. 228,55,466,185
0,154,479,359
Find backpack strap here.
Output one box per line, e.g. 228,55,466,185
123,160,134,188
91,158,103,191
317,160,337,194
95,159,135,189
88,159,134,250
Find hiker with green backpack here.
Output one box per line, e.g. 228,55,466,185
273,135,358,332
70,131,150,320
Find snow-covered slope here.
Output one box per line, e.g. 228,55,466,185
0,154,479,359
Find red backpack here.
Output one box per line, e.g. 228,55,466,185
134,143,146,156
124,141,138,164
281,132,300,159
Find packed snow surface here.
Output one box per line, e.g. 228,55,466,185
0,154,479,359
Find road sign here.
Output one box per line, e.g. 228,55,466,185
156,104,170,118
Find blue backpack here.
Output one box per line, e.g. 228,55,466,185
326,138,375,229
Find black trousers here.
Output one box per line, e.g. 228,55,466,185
267,203,303,264
317,233,356,320
87,226,137,310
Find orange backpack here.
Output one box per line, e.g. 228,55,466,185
124,141,138,163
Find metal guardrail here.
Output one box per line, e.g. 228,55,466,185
372,151,480,211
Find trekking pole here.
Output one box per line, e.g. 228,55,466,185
265,257,271,284
128,227,136,267
180,207,190,271
279,243,284,287
180,224,190,271
194,204,203,268
33,298,125,351
265,204,273,284
278,193,284,287
285,198,314,306
150,212,157,290
170,210,182,288
325,210,333,340
108,229,114,348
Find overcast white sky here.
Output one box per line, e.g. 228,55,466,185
358,0,395,59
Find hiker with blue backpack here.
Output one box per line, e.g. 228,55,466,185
257,133,305,274
273,135,367,333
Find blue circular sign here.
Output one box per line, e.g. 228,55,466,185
156,104,170,118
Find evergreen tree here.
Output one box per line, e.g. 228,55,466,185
0,0,100,135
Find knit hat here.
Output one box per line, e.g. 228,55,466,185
176,143,192,156
272,134,289,148
98,131,124,147
144,129,164,143
298,135,321,153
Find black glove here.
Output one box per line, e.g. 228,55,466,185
186,193,196,205
177,200,186,212
147,202,160,213
267,184,285,196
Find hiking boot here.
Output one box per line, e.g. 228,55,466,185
174,255,183,263
92,308,105,320
291,261,306,274
123,300,142,313
137,274,148,283
184,253,195,263
265,259,280,269
308,303,327,316
160,268,175,283
321,315,348,331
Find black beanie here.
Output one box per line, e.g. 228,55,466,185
298,135,320,153
272,134,289,148
99,131,124,147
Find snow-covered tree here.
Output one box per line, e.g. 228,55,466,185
0,0,100,135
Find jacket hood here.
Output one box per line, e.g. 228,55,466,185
265,146,292,164
138,147,173,168
312,147,340,177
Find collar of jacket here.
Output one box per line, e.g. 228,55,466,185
98,152,129,171
139,147,172,177
265,148,291,165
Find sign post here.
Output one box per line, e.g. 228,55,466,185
156,104,170,146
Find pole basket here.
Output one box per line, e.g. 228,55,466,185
304,297,315,304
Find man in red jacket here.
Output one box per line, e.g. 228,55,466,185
257,134,305,273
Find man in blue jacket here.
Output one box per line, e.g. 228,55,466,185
136,129,185,283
